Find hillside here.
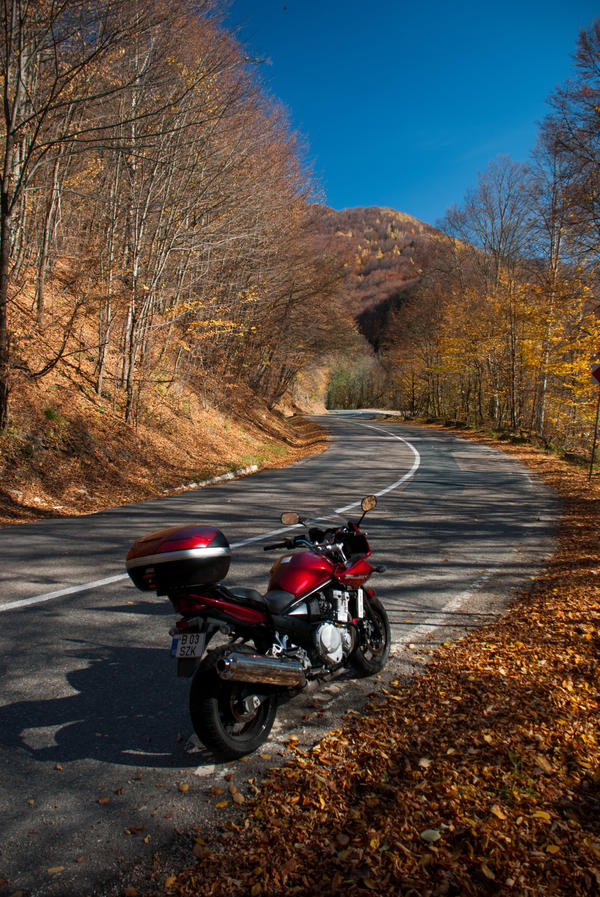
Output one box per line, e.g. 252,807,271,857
0,358,326,529
314,205,441,349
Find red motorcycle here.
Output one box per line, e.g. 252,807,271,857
125,495,390,760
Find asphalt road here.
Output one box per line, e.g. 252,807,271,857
0,415,559,896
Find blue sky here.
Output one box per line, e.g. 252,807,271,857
225,0,599,226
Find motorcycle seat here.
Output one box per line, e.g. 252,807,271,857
227,587,295,615
228,587,264,605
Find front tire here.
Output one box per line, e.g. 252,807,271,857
189,663,278,761
352,596,391,676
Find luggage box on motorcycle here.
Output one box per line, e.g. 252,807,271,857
126,525,231,594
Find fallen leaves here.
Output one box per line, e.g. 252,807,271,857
532,810,552,822
420,829,441,843
480,862,496,880
193,842,211,860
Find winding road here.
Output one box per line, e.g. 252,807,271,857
0,414,558,896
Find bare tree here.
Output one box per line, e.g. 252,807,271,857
0,0,165,426
441,155,532,285
440,156,534,427
547,20,600,269
527,124,578,436
0,0,339,430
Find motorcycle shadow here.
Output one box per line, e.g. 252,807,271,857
0,633,385,772
0,641,202,769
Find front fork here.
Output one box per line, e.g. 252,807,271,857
352,586,374,621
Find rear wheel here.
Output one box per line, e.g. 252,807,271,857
189,662,278,761
352,596,390,676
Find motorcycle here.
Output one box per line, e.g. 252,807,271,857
125,495,390,760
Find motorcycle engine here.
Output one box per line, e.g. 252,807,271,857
313,622,353,666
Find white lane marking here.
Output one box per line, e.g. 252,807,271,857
1,417,421,612
229,524,303,550
335,422,421,513
0,575,128,612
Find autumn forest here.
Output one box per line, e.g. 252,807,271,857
1,2,600,461
0,0,350,434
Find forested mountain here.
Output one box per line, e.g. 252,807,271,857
313,206,440,349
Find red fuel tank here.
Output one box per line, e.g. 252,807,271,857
269,551,334,598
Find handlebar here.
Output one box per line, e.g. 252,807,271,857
263,517,373,566
263,540,291,551
263,533,347,562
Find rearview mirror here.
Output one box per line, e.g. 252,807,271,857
281,512,300,526
361,495,377,512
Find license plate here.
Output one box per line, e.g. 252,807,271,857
170,631,206,659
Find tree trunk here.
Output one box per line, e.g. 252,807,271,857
0,199,11,429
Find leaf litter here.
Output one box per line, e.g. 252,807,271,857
142,438,600,897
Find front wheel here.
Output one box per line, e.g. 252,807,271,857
189,664,278,761
352,596,391,676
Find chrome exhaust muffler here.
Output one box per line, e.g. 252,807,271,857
217,651,307,687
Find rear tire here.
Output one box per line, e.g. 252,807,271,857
352,596,390,676
189,661,278,761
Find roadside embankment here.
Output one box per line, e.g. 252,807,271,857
0,389,326,528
